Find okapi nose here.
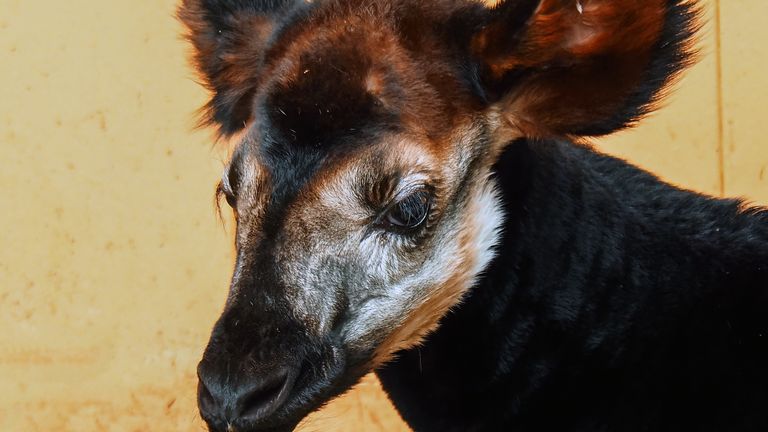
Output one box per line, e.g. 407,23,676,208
197,362,298,428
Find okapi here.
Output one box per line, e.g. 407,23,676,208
178,0,768,431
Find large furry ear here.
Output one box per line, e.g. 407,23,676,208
470,0,701,138
178,0,298,137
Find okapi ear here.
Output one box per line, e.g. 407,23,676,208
470,0,701,138
178,0,298,137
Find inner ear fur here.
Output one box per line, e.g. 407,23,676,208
178,0,299,137
471,0,701,138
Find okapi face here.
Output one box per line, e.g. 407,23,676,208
179,0,698,430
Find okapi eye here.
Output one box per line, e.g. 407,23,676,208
383,189,432,232
224,192,237,209
216,182,237,209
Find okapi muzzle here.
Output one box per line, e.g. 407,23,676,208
197,248,342,431
197,299,312,431
178,0,701,430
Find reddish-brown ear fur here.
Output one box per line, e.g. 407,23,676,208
472,0,700,137
178,0,294,137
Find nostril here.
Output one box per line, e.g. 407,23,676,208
238,367,297,421
197,378,221,424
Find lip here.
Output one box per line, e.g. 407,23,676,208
204,409,301,432
210,423,299,432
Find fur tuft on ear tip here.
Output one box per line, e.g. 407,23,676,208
473,0,703,137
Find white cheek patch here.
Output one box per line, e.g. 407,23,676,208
281,148,438,335
468,177,506,281
343,173,505,366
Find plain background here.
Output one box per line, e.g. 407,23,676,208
1,0,766,430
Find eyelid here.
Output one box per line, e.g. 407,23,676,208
220,169,235,196
390,175,432,203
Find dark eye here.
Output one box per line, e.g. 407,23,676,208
383,189,432,232
224,192,237,209
216,182,237,209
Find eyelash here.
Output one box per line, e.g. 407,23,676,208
377,187,433,234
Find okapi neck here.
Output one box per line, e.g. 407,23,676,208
377,138,768,431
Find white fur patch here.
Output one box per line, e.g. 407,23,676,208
349,173,505,365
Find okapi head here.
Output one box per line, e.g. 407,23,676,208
179,0,698,430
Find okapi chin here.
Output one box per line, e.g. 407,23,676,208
178,1,768,431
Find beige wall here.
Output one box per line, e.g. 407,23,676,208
0,0,765,430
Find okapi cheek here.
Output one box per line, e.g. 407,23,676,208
371,178,504,367
371,270,475,366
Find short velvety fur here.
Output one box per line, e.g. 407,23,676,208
178,1,768,431
378,139,768,431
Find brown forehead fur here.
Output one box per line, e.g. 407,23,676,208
180,0,488,141
257,4,484,156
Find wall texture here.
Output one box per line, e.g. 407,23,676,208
0,0,765,431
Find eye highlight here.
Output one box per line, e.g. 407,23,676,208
381,188,432,233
